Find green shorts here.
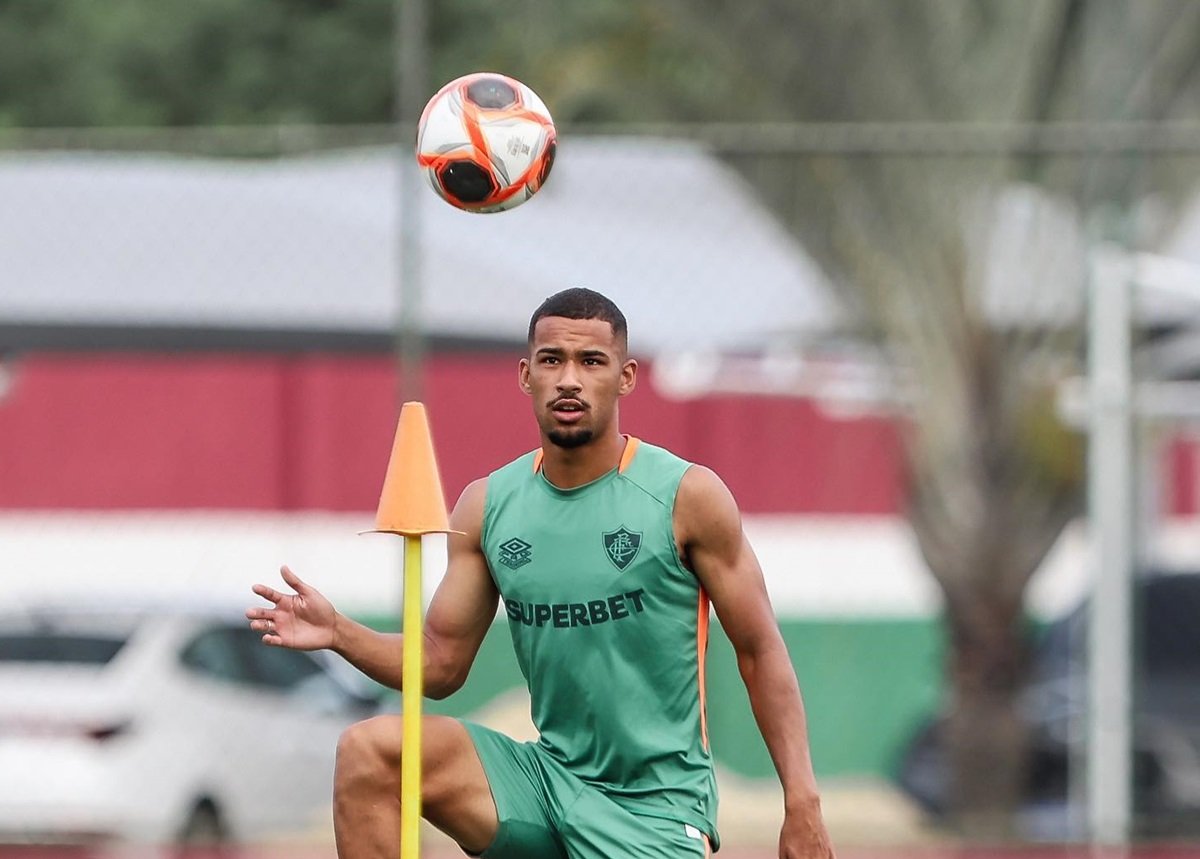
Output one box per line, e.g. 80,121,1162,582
462,721,713,859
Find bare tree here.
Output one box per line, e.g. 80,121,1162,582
636,0,1200,835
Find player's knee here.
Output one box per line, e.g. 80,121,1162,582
336,716,400,786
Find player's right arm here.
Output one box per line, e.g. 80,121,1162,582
247,478,498,699
333,477,497,697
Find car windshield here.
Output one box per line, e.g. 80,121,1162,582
0,633,127,665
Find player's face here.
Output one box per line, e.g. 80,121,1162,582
520,316,637,449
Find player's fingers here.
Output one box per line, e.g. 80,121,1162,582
247,617,275,633
251,584,282,604
261,633,284,647
280,565,308,594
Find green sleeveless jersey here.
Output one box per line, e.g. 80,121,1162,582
481,438,719,843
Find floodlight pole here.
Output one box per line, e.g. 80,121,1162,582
396,0,428,404
1085,244,1135,846
392,6,429,858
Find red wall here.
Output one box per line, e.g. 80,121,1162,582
1167,434,1199,517
3,352,1196,516
0,352,904,514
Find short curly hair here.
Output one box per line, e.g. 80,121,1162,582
527,287,628,348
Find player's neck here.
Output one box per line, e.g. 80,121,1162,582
540,430,627,489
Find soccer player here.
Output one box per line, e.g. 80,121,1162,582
247,288,835,858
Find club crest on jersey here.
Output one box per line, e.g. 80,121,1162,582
498,537,533,570
603,526,642,571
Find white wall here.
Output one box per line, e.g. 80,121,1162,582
2,511,1198,620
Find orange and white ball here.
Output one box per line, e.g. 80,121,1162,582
416,72,557,213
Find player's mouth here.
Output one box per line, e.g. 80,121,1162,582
550,398,587,424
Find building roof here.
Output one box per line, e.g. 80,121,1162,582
3,141,1196,376
0,139,842,355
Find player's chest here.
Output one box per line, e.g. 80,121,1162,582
487,505,671,600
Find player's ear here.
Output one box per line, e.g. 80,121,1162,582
619,358,637,396
518,358,532,395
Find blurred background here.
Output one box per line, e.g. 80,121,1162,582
2,1,1200,857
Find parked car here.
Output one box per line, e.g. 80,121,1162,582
895,570,1200,839
0,601,385,845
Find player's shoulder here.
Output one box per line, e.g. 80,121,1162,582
450,477,490,537
457,477,490,506
677,462,734,498
619,438,691,495
627,438,690,469
488,448,541,483
672,465,744,554
675,463,741,525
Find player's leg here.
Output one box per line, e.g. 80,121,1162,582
459,722,565,859
333,714,498,858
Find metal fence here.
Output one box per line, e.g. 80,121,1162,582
1,123,1199,850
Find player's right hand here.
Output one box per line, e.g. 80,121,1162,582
246,565,337,651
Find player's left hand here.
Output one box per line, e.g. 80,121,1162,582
778,798,835,858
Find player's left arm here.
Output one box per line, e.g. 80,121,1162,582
676,465,835,859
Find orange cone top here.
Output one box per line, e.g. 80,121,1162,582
365,402,453,536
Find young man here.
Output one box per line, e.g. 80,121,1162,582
247,288,835,858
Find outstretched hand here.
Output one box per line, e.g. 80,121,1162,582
246,565,337,651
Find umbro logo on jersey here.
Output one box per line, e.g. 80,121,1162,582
498,537,533,570
603,526,642,571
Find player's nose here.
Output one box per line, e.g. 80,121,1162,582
557,364,582,391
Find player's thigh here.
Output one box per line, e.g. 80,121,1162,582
418,716,501,851
461,722,565,859
338,714,499,851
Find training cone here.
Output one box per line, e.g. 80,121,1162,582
364,401,453,536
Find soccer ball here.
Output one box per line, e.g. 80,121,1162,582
416,72,557,214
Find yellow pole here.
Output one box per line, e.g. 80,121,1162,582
362,402,454,859
400,535,424,859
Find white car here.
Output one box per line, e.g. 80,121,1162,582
0,601,385,845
